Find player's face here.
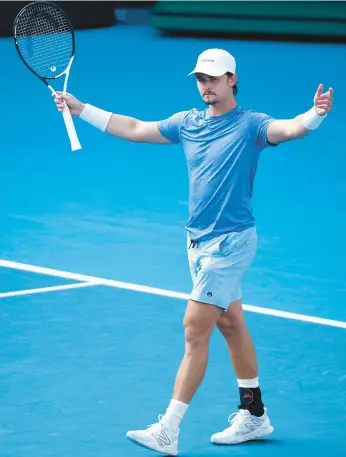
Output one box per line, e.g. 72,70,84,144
196,73,232,105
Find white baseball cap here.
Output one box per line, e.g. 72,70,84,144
188,48,236,77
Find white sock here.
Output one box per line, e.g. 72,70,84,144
237,377,259,388
162,399,189,429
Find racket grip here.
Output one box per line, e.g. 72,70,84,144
62,105,82,151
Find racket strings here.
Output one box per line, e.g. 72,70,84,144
15,2,73,79
17,32,71,76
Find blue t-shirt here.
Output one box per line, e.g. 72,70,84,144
158,106,276,241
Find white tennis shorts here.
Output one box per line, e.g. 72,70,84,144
187,227,258,310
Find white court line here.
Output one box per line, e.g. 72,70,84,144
0,281,99,299
1,258,345,329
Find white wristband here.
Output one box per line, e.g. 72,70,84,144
79,103,112,132
303,106,326,131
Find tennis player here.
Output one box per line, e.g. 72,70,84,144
54,49,333,456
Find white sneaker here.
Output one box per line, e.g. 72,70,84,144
210,408,274,445
126,414,179,456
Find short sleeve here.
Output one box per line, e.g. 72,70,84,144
248,111,276,149
157,111,188,144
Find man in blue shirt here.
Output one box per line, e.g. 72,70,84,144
54,48,334,456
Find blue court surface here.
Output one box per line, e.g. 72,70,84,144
1,23,346,457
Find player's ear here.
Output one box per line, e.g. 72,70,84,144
226,72,236,87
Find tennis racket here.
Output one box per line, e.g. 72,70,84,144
13,1,81,151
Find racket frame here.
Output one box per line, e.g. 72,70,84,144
13,1,81,151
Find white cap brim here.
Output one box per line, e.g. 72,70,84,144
188,63,229,77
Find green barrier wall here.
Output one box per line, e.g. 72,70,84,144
151,1,346,41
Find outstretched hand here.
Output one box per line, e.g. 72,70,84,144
314,84,333,116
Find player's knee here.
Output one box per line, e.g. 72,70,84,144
217,308,245,335
217,314,234,335
184,319,212,349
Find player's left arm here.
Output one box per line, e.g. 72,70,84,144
266,84,334,145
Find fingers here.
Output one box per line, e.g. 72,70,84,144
52,90,64,100
326,87,334,102
314,84,334,109
324,87,334,98
52,92,69,112
316,104,330,111
315,85,334,98
316,95,331,102
315,96,332,106
316,93,333,103
53,94,65,112
57,101,65,112
314,85,333,115
316,83,323,97
51,92,82,115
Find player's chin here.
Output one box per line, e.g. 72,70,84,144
204,99,217,106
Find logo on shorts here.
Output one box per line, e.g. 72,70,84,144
207,292,212,297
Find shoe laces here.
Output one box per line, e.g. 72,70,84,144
227,410,247,429
147,414,165,429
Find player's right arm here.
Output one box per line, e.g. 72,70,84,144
107,114,170,144
53,92,171,144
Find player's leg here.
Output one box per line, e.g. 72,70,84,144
173,299,224,403
126,299,223,456
126,234,230,455
217,299,260,397
210,300,274,444
209,229,274,444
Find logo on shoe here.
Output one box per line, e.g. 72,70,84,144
245,417,262,432
152,430,171,447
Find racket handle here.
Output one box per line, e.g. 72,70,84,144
48,85,81,151
62,104,82,151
